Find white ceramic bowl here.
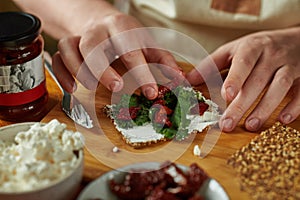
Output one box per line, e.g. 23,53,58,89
77,162,229,200
0,122,84,200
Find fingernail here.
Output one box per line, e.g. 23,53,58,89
71,83,77,93
221,118,233,131
282,114,292,124
109,81,122,92
226,86,235,100
68,82,77,93
145,87,157,99
247,118,260,131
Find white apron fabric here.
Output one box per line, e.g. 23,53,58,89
124,0,300,52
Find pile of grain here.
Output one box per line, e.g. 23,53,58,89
228,122,300,200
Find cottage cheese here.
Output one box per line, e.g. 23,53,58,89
0,119,84,192
193,145,201,157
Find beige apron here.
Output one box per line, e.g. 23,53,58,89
125,0,300,53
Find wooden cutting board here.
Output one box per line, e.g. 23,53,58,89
41,61,300,200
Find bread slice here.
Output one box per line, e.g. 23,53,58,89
104,84,220,148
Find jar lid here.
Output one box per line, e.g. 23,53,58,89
0,12,41,47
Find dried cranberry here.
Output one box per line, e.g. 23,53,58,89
147,187,180,200
117,107,140,120
153,105,173,127
190,102,209,116
154,110,167,124
188,163,208,189
163,106,173,115
153,99,166,106
109,162,207,200
164,118,173,128
129,107,140,119
188,195,205,200
157,85,170,99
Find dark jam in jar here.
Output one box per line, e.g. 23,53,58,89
0,12,48,122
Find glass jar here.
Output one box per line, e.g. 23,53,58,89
0,12,48,122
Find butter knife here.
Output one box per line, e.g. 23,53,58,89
44,59,93,129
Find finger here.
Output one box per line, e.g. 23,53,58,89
52,52,76,93
108,27,159,99
124,26,183,79
138,31,185,84
220,60,276,132
186,53,229,85
186,44,232,86
120,50,158,99
221,40,263,102
58,36,99,90
144,48,184,80
79,31,125,92
245,65,294,131
279,77,300,124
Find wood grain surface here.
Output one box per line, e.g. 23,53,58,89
1,61,298,199
40,61,300,200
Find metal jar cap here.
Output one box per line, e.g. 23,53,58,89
0,11,41,47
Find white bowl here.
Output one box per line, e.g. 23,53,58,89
0,122,84,200
77,162,229,200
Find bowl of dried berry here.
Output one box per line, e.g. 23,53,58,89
0,119,84,200
77,161,229,200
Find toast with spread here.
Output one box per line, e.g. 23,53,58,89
105,79,220,148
